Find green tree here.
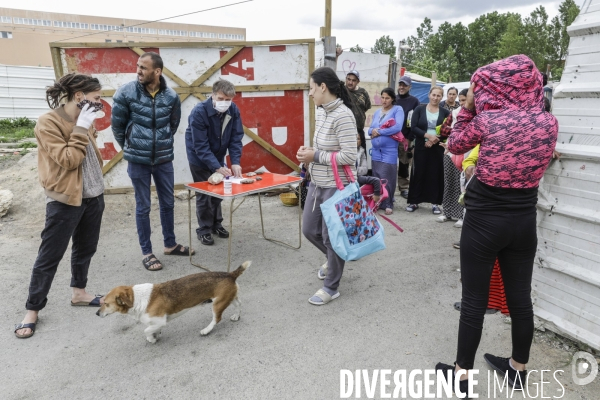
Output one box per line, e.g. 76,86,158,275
426,21,469,80
349,44,364,53
397,2,579,83
464,12,513,76
371,35,396,59
436,47,461,82
522,6,553,70
549,0,580,79
497,14,525,59
403,18,434,68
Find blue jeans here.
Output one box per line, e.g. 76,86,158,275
26,195,104,311
127,161,177,255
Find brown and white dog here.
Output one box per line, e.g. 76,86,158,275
97,261,251,343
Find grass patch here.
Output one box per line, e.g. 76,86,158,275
0,117,36,143
21,142,38,149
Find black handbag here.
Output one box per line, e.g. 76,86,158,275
296,164,310,209
298,178,310,209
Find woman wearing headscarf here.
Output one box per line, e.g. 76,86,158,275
436,55,559,391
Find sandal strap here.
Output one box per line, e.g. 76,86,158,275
142,254,163,270
142,254,157,263
313,289,332,302
15,322,36,332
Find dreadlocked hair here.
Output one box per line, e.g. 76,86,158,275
46,73,102,109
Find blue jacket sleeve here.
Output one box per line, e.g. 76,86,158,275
367,110,380,136
378,107,404,136
188,106,222,172
228,108,245,166
170,95,181,136
111,88,130,148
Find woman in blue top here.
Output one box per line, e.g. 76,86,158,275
368,87,404,215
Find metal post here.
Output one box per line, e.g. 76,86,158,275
323,36,337,70
389,60,398,89
321,0,336,71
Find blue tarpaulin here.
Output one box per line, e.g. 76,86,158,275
409,81,446,104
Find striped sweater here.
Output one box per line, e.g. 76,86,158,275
311,98,358,188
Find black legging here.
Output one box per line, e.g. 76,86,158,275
456,208,537,369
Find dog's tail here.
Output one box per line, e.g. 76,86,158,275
230,260,251,279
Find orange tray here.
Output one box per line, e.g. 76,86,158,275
185,172,302,199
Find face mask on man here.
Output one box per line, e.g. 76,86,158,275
213,100,232,113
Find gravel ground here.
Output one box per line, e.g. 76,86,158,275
1,152,598,399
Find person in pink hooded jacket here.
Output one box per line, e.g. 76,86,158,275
436,55,558,392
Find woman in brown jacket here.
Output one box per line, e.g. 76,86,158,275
15,73,106,339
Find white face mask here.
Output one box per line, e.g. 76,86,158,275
213,100,232,113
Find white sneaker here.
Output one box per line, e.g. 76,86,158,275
454,219,463,228
436,215,448,223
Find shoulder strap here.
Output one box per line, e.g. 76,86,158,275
330,152,355,190
378,213,404,232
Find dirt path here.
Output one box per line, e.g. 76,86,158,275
1,152,598,399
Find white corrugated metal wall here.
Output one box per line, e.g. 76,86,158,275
535,0,600,351
0,65,54,119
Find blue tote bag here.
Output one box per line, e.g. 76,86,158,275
320,153,386,261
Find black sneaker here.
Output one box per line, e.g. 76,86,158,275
198,233,214,245
435,363,470,398
400,190,409,199
483,353,527,390
212,227,229,238
454,302,499,315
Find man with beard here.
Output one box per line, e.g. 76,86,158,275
394,75,420,199
112,52,192,272
345,70,371,153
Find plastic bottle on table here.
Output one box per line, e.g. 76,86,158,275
224,176,232,195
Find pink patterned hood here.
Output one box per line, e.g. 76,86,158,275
448,55,558,189
472,55,544,113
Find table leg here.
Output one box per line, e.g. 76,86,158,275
188,189,211,272
225,197,246,272
227,198,234,272
258,193,302,249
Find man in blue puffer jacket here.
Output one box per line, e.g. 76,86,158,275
112,52,193,271
185,79,245,245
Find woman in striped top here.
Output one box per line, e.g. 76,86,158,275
296,67,358,306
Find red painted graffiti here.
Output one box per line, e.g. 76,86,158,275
225,90,304,174
64,47,160,74
94,99,112,131
99,142,118,161
220,47,255,81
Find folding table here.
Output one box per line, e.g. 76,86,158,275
185,172,303,272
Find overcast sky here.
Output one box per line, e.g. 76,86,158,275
13,0,586,51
